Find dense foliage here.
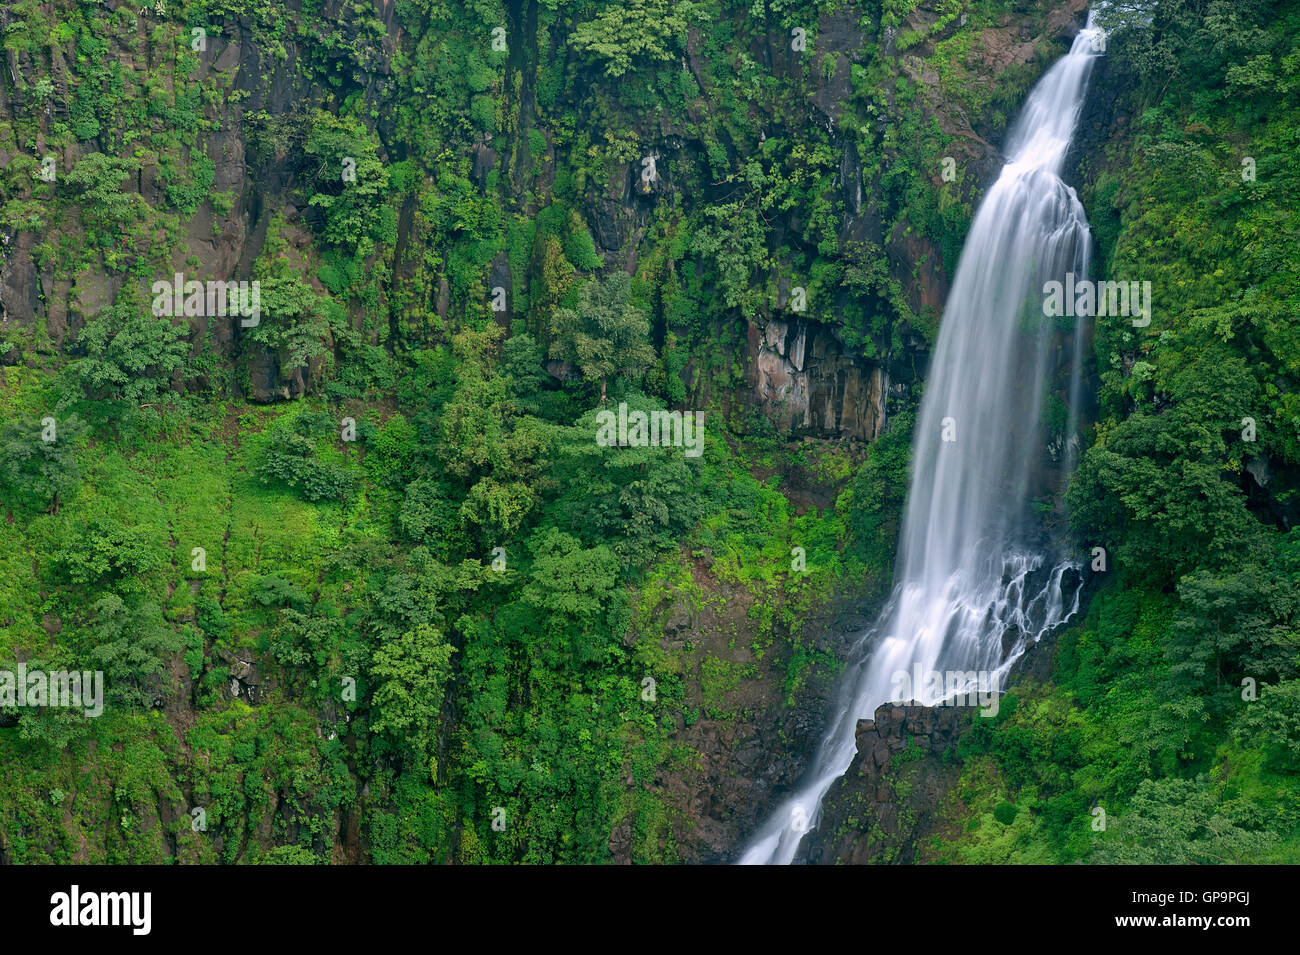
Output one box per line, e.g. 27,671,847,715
931,0,1300,863
0,0,1295,865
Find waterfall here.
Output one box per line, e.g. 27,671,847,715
738,12,1103,866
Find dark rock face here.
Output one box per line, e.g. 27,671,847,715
797,614,1072,864
1065,36,1132,195
803,701,975,864
624,559,882,865
0,229,39,347
0,0,1089,434
649,593,864,864
3,0,403,403
748,316,889,441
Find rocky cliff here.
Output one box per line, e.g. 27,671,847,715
2,0,1090,419
804,701,973,863
803,614,1066,864
0,0,1103,865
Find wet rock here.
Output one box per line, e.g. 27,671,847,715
0,239,39,333
749,316,889,441
472,142,497,185
805,701,976,863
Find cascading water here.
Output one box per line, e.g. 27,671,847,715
739,12,1104,866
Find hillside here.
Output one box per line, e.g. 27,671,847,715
1,0,1296,866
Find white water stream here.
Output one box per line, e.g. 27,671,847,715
739,12,1104,866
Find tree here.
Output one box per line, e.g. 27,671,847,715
246,215,346,378
546,396,709,561
370,623,457,780
398,477,463,555
303,110,391,256
62,514,165,589
432,328,553,544
63,153,150,254
244,274,339,377
0,415,88,514
459,477,538,544
842,410,914,581
255,845,322,865
569,0,694,77
1091,777,1278,864
502,333,551,417
691,201,770,313
1232,679,1300,773
86,595,181,709
1067,412,1256,584
547,272,654,403
258,419,355,504
1169,553,1297,701
522,527,623,664
71,304,189,406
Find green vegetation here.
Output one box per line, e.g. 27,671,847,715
0,0,1294,866
930,0,1300,864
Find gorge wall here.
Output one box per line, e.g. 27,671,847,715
0,0,1111,864
3,0,1089,416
